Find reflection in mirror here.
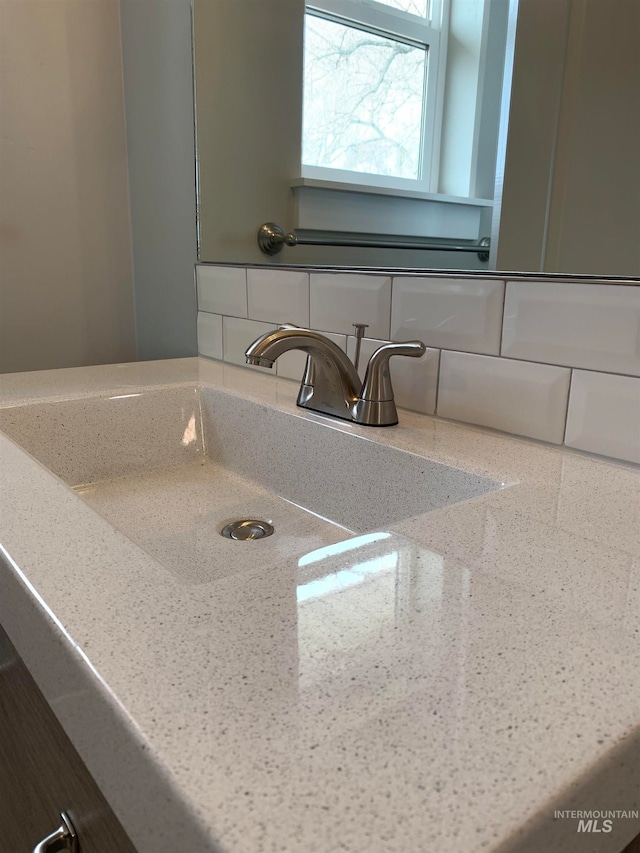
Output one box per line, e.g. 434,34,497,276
193,0,639,277
302,14,427,181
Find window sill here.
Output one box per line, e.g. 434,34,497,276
293,176,492,205
291,178,493,241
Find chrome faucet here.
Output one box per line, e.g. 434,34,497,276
245,325,425,426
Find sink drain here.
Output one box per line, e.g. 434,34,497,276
221,519,275,541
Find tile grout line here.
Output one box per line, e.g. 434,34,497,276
498,279,507,355
433,349,443,416
562,369,575,447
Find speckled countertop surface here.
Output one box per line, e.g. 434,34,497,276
0,357,639,853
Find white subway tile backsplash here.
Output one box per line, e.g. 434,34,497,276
222,317,276,371
437,351,571,443
247,268,309,328
502,281,640,375
393,350,440,417
346,336,440,415
195,264,640,464
310,273,391,339
564,370,640,463
391,277,504,355
196,312,223,361
196,265,247,317
276,331,347,382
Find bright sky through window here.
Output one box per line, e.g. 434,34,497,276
302,14,427,180
375,0,428,16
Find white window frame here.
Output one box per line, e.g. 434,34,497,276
302,0,450,194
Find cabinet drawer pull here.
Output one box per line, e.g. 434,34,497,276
33,812,78,853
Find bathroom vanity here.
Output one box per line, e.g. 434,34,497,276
0,625,137,851
0,357,638,853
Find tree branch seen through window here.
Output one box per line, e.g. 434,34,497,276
302,14,427,180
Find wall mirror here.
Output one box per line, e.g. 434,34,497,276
192,0,639,277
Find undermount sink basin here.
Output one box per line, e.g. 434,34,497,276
0,384,500,584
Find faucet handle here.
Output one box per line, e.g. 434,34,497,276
356,340,426,426
361,341,426,401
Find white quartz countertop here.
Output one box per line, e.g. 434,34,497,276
0,357,639,853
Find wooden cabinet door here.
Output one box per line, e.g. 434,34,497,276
0,624,137,852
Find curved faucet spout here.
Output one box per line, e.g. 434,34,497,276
246,327,358,385
246,326,362,420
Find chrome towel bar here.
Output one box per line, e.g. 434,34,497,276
257,222,490,261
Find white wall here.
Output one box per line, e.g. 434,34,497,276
0,0,136,373
493,0,571,273
496,0,640,276
119,0,198,360
544,0,640,276
193,0,305,266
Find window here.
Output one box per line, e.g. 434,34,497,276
302,0,447,192
293,0,510,253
